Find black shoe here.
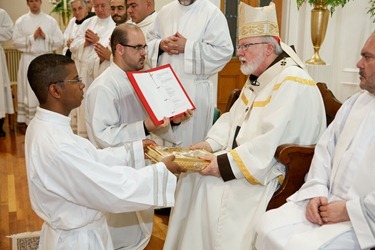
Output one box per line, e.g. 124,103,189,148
154,207,171,215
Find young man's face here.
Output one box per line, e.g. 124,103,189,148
58,64,85,112
121,29,147,71
27,0,42,14
111,0,127,25
127,0,149,24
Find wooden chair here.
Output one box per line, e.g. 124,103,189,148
223,82,342,210
267,82,342,210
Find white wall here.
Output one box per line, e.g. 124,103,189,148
282,0,373,102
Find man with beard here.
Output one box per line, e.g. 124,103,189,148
63,0,95,58
255,31,375,250
147,0,233,147
163,3,327,250
69,0,116,137
85,23,191,250
111,0,128,25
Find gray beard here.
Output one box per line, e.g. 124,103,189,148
240,53,265,75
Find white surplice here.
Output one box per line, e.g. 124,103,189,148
69,16,116,137
255,90,375,250
12,11,63,124
0,9,14,118
164,58,327,250
147,0,233,147
26,107,177,250
85,63,177,249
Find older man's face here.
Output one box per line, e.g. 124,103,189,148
94,0,111,19
71,0,89,21
237,38,268,76
357,33,375,95
178,0,196,6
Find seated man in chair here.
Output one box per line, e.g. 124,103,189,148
255,31,375,250
162,2,327,250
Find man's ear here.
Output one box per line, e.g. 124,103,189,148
116,44,124,55
265,43,274,56
48,83,62,99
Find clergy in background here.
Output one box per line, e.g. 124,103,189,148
12,0,63,127
70,0,115,137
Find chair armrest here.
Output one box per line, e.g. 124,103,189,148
266,144,315,210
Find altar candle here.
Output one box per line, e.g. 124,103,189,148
63,0,67,11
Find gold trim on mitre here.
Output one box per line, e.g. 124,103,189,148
238,2,279,40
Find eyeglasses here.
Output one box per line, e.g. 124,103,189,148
120,43,148,52
54,76,83,85
237,42,268,52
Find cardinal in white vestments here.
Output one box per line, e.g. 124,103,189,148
12,0,63,125
25,53,183,250
255,31,375,250
147,0,233,147
0,8,14,137
163,3,326,250
69,0,116,137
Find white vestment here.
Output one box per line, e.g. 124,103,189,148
0,9,14,118
255,91,375,250
69,16,116,137
147,0,233,147
62,17,78,56
12,11,63,124
164,58,327,250
26,107,177,250
85,63,177,249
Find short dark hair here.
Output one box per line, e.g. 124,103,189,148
27,54,75,104
110,23,140,56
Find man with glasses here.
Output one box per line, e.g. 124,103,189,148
147,0,233,149
85,23,191,250
163,3,326,250
25,53,183,249
69,0,115,137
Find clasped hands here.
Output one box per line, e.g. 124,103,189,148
306,197,350,226
84,29,100,47
160,32,187,55
34,27,45,40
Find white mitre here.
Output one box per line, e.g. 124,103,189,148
238,2,306,69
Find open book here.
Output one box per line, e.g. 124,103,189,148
146,145,212,171
126,64,195,125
